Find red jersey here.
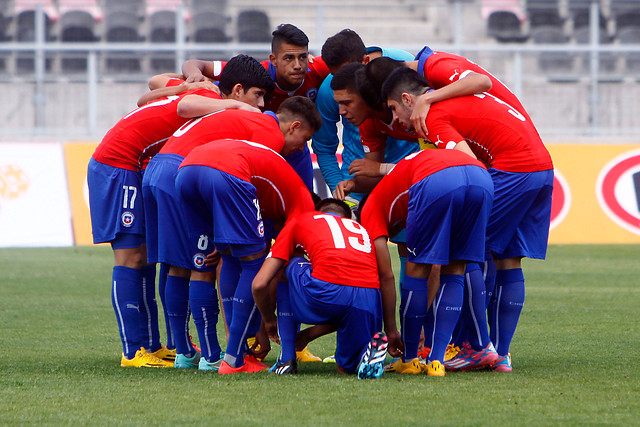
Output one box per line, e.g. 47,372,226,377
180,139,313,221
209,57,330,111
361,149,486,241
270,211,380,289
160,110,284,157
359,117,419,154
416,46,532,123
425,93,553,173
92,88,220,171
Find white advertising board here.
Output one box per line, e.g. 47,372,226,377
0,143,73,247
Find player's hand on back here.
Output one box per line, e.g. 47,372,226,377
184,72,207,84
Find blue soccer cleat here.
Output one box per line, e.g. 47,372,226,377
174,352,201,369
357,332,388,380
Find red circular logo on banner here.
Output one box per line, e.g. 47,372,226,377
550,170,571,230
596,149,640,235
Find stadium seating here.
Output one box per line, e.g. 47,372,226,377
15,2,56,72
618,26,640,72
237,9,271,43
104,0,145,17
531,25,574,76
191,10,228,42
149,9,178,71
526,0,564,29
486,10,528,42
574,26,616,73
192,0,228,13
104,10,144,72
59,10,98,72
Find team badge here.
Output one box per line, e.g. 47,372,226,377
193,253,206,269
121,211,135,227
258,221,265,237
306,88,318,100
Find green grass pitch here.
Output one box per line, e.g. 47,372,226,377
0,245,639,425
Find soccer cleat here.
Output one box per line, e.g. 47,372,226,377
491,353,512,372
444,342,499,371
418,347,431,360
357,332,389,380
174,352,201,368
322,354,336,364
198,355,224,372
384,357,422,374
269,358,298,375
426,360,445,377
246,336,265,361
445,344,461,362
296,346,322,362
218,354,269,375
120,348,173,368
151,346,176,362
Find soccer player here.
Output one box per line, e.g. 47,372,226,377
175,137,320,374
87,79,258,368
181,23,331,192
382,67,554,372
251,198,391,379
143,93,322,370
359,148,494,377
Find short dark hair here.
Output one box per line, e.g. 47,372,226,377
355,67,384,110
316,198,352,219
218,54,274,96
381,67,430,104
276,96,323,132
330,62,364,93
321,29,367,70
364,57,405,95
271,24,309,52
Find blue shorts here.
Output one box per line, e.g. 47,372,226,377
285,257,382,374
143,153,207,270
487,169,554,260
284,144,314,192
87,158,145,244
175,165,266,259
406,165,494,265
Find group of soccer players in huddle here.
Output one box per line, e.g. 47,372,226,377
87,23,553,379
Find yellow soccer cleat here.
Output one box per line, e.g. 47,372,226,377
151,346,176,362
384,357,422,374
296,346,322,362
120,348,174,368
445,344,461,361
426,360,445,377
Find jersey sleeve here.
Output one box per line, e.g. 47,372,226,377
424,56,470,89
311,77,343,191
269,218,297,262
359,119,387,153
426,111,465,149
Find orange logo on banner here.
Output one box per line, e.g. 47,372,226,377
63,142,99,245
0,164,30,200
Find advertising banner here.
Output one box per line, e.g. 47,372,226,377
0,143,73,247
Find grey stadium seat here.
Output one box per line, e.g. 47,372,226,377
487,10,528,42
60,10,98,72
238,9,271,43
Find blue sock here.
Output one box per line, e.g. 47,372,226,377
219,254,241,330
398,255,407,288
400,274,428,362
157,263,173,349
223,256,265,368
112,266,143,359
189,280,221,362
429,274,464,363
462,263,491,350
276,281,298,363
484,257,497,309
164,274,193,356
491,268,525,356
139,264,161,352
423,305,434,351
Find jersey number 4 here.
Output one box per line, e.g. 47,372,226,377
314,214,372,253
